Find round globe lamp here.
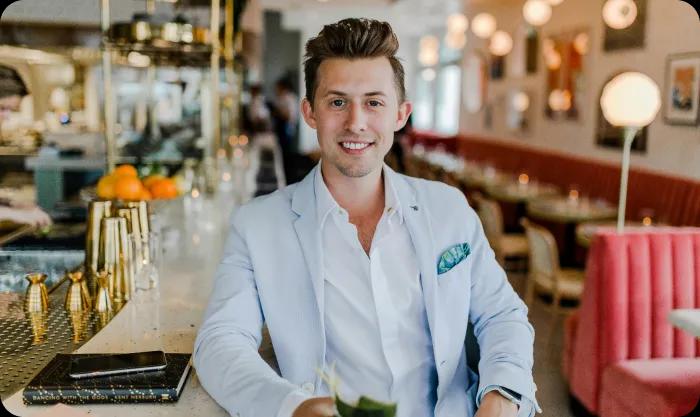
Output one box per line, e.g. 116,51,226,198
602,0,638,29
523,0,552,26
472,13,497,39
600,72,660,232
489,31,513,56
447,13,469,34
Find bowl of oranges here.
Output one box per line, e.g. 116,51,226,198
96,164,180,201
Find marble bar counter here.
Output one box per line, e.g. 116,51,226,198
3,195,239,417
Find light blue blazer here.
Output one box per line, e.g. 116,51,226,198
194,164,537,417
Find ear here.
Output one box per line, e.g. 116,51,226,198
301,98,317,130
394,100,413,131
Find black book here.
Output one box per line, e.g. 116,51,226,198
23,353,192,405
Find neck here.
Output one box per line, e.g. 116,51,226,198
321,161,384,218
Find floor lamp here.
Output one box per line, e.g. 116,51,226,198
600,72,661,233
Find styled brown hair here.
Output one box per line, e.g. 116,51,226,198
303,18,406,106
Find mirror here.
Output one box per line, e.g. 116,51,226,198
543,29,589,120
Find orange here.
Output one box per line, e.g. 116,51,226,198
96,175,117,199
143,175,165,189
114,176,144,201
149,178,178,199
113,164,138,177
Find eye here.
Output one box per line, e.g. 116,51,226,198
367,99,383,107
330,99,345,108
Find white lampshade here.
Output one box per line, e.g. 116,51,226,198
602,0,638,30
523,0,552,27
489,31,513,56
447,13,469,34
445,31,467,50
547,0,564,5
600,72,661,128
472,13,497,39
512,91,531,112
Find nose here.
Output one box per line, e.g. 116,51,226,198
344,101,367,134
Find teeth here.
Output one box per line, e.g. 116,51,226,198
342,142,371,150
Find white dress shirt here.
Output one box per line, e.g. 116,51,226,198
276,165,437,417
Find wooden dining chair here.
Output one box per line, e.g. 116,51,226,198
473,194,529,269
520,218,585,341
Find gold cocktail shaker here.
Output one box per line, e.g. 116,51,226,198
99,217,131,304
94,271,113,313
86,201,112,294
64,271,91,311
24,273,49,313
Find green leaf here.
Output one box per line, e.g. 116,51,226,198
335,396,397,417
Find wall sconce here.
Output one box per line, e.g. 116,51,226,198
600,72,660,232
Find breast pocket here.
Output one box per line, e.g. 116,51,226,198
437,255,471,282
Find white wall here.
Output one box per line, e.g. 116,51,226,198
460,0,700,179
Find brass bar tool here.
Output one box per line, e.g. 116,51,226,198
64,271,91,311
24,273,49,313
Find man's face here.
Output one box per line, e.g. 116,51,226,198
0,95,22,121
301,57,411,179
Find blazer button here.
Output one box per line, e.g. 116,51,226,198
302,382,315,394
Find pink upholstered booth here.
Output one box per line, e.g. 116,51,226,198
563,228,700,416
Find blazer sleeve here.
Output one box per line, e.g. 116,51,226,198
193,208,301,417
459,193,540,412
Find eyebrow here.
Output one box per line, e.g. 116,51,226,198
323,90,387,98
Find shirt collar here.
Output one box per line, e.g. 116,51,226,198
314,163,404,228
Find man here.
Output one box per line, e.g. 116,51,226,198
0,65,51,228
194,18,539,417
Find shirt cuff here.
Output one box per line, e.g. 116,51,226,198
479,385,542,416
276,389,313,417
479,385,521,406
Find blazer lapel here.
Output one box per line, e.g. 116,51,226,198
291,166,326,356
389,168,447,395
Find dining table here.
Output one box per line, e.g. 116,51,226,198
527,196,617,267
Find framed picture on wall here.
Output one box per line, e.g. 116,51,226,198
664,52,700,125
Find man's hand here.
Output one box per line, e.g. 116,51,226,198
475,390,518,417
292,397,336,417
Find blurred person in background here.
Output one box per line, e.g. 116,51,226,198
0,65,52,228
271,76,299,153
246,84,272,134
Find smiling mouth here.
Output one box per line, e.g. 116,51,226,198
340,141,374,151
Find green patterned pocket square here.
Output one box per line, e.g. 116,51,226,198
437,243,471,275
